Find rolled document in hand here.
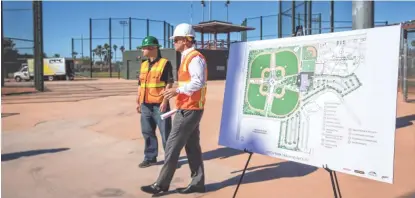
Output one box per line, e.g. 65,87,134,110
161,109,177,120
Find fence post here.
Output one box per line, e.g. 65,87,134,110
167,23,171,48
89,18,93,78
171,25,174,48
33,1,44,91
278,0,282,38
147,19,150,36
304,0,307,34
164,21,167,48
109,18,112,78
291,0,295,36
330,0,334,32
71,38,74,58
260,16,263,40
403,29,408,102
307,0,312,35
129,17,132,50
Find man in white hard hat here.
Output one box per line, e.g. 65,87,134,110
141,23,208,195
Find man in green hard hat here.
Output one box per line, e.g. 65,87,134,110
136,36,174,168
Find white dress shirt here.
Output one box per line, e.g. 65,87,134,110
176,47,207,96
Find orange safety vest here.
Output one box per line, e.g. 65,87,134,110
176,50,208,110
139,58,168,104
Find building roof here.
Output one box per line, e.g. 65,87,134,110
388,20,415,30
192,20,255,34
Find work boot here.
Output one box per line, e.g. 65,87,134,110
138,159,156,168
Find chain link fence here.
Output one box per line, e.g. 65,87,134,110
2,1,35,89
71,18,174,78
242,1,388,41
400,24,415,102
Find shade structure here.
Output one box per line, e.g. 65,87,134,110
192,20,255,49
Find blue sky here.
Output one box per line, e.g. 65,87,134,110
3,1,415,61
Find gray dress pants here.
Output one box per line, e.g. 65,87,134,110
155,109,205,188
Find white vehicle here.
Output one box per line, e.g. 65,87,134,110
13,58,75,82
13,64,30,82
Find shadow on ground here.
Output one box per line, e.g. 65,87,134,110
398,191,415,198
1,148,70,162
204,161,318,192
155,147,244,167
1,113,20,118
396,114,415,129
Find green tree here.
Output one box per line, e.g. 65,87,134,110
103,43,111,64
53,53,60,58
95,45,103,62
3,38,19,62
113,44,118,63
72,51,78,59
411,40,415,47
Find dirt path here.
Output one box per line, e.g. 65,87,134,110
2,80,415,198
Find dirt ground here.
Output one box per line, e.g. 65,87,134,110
2,79,415,198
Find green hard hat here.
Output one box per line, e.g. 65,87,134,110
138,36,161,49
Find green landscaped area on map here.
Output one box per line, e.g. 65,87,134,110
243,46,318,118
270,90,300,116
246,84,267,110
264,71,270,78
262,85,269,92
275,50,299,76
250,54,271,78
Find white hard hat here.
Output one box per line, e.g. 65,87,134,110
170,23,195,39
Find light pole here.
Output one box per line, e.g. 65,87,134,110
225,0,230,22
352,1,374,30
119,21,128,47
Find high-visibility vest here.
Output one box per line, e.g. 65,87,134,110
176,50,208,110
139,58,168,104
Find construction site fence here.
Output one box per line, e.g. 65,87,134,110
71,18,174,78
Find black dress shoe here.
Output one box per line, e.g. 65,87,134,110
140,183,169,194
176,185,205,194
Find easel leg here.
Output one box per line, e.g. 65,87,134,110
323,164,342,198
232,149,253,198
333,171,342,198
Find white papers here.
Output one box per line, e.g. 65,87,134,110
161,109,177,120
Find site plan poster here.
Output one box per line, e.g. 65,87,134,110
218,25,401,184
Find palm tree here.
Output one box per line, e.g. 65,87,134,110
103,43,111,65
92,48,97,63
96,45,103,62
113,44,118,63
72,51,78,59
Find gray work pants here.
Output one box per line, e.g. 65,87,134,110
156,109,205,188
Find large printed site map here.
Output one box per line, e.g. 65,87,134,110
242,35,366,154
220,25,401,184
